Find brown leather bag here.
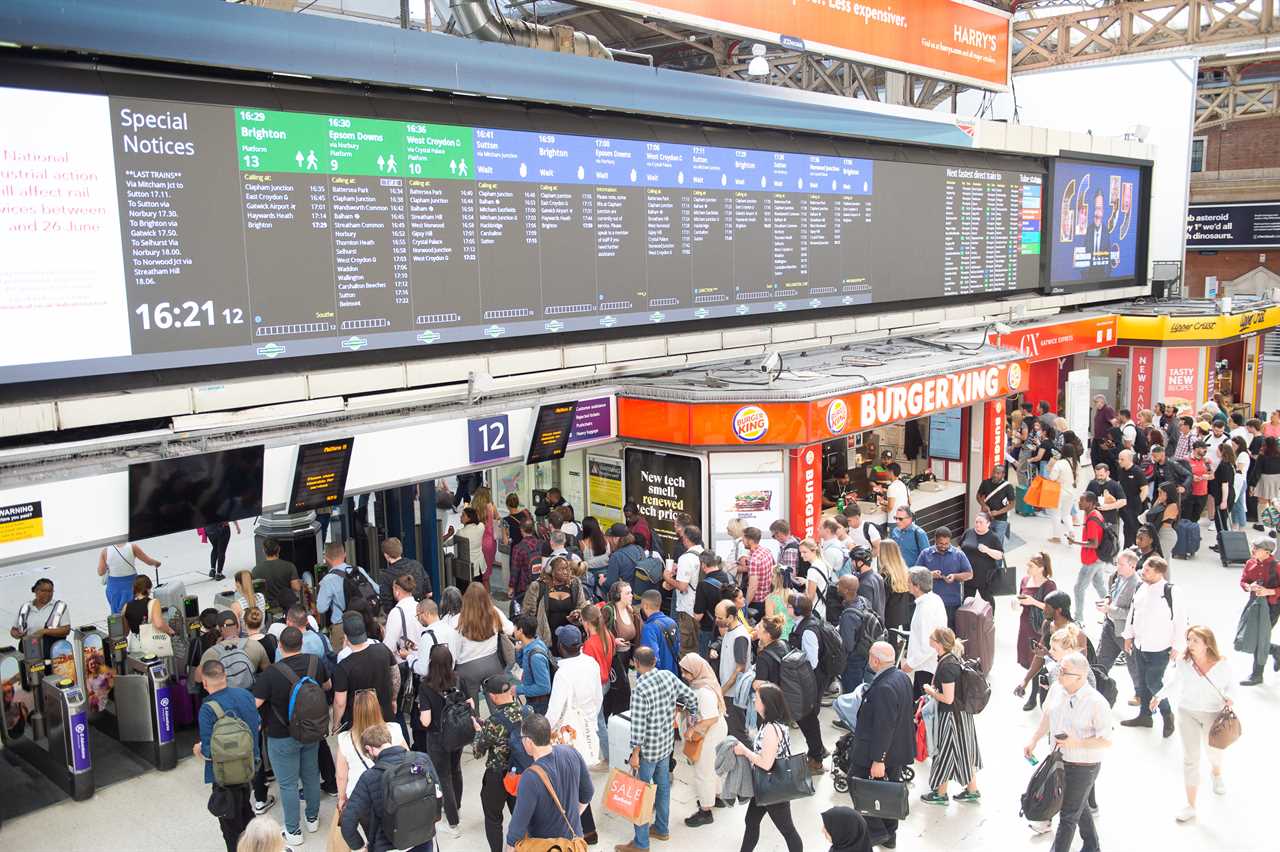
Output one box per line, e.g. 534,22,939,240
1194,660,1242,749
514,765,590,852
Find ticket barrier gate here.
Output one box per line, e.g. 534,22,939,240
109,653,176,771
39,676,94,800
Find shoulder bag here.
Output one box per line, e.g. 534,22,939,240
514,765,589,852
750,723,814,806
1194,661,1242,749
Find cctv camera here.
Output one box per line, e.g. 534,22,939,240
468,370,497,403
759,351,782,375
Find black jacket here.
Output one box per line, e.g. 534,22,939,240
340,746,440,852
851,667,914,769
1150,457,1193,494
379,557,429,613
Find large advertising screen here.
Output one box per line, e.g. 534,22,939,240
574,0,1012,89
1186,202,1280,249
1045,158,1147,290
0,77,1043,386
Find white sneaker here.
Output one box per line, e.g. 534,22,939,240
252,795,276,815
447,823,463,839
1176,806,1196,823
1213,775,1226,795
282,830,303,848
306,817,320,833
1028,820,1053,835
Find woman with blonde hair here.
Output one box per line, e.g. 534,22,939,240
455,582,513,709
1152,625,1234,823
230,569,266,627
877,540,914,634
920,627,982,805
335,689,406,813
763,565,796,641
726,518,747,586
236,815,285,852
678,652,729,828
468,485,498,589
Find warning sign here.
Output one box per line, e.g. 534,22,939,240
0,501,43,543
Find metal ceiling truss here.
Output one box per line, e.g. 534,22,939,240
1195,55,1280,127
1012,1,1278,72
714,51,962,110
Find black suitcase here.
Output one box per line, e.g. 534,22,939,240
851,777,910,820
1217,530,1251,567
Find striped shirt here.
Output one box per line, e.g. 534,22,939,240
1044,683,1113,764
629,668,699,762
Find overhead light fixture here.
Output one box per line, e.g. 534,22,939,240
747,44,770,77
274,71,313,80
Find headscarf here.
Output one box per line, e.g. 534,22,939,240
822,806,871,852
678,652,724,716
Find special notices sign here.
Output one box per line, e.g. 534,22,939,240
624,448,702,557
0,501,44,543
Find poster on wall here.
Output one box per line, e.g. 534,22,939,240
623,448,702,558
928,410,963,461
711,474,784,553
587,455,624,526
1164,347,1200,409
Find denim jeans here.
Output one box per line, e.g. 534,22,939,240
598,681,611,760
1053,762,1101,852
840,656,869,694
266,736,319,835
634,756,671,848
1135,648,1172,718
1232,489,1248,528
1073,561,1108,621
1096,620,1139,691
697,630,714,659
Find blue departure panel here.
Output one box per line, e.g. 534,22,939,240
0,83,1043,384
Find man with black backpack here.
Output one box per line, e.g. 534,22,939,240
195,658,260,852
638,589,681,676
786,594,838,774
315,542,380,642
1120,556,1187,739
693,551,734,657
836,575,883,695
253,626,332,848
340,724,443,852
473,675,532,852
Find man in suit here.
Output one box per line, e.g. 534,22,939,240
851,641,915,849
1083,190,1109,281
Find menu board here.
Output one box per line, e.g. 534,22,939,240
0,80,1045,385
527,402,578,464
289,438,355,511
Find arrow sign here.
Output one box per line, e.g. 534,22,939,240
774,302,787,312
841,296,854,305
809,298,821,308
649,312,665,323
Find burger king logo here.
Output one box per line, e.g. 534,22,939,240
826,399,849,435
1007,362,1023,392
732,405,770,442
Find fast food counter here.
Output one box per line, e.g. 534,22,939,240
821,480,968,532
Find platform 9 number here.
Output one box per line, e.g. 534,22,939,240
468,414,510,465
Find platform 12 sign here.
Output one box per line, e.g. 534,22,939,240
468,414,511,465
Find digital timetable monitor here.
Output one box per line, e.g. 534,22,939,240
289,438,355,512
1044,154,1150,293
0,72,1046,386
527,402,578,465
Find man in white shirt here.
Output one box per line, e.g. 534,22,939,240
544,625,603,765
1204,420,1230,469
876,476,910,520
383,574,423,664
664,525,704,657
412,598,460,681
547,531,582,564
820,519,846,576
1229,412,1249,445
1120,555,1186,738
900,567,948,699
1116,408,1138,449
841,505,881,562
1024,653,1112,851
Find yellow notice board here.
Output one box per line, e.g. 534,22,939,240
1117,307,1280,345
0,501,44,543
587,455,624,525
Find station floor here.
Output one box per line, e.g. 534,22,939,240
4,506,1279,852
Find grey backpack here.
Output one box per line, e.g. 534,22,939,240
215,640,255,690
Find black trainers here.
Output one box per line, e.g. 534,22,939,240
1271,646,1280,673
1241,672,1264,686
1162,714,1175,739
684,809,714,828
1120,715,1153,728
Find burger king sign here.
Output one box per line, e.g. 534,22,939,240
826,399,849,435
732,405,770,442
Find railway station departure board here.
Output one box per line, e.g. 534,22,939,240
0,84,1044,384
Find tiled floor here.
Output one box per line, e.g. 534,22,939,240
4,509,1279,851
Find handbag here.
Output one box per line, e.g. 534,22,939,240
129,622,174,658
1025,476,1061,510
681,729,705,764
515,765,589,852
601,767,657,825
1024,475,1044,507
750,723,814,806
850,776,910,821
1193,660,1242,749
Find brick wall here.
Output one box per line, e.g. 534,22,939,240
1197,116,1280,172
1185,249,1280,296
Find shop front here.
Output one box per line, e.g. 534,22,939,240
610,345,1028,555
989,313,1119,416
1116,304,1280,417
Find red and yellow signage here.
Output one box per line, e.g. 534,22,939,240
1129,347,1154,413
1163,347,1200,409
981,399,1004,479
619,360,1028,447
1117,307,1280,346
788,444,823,543
988,315,1117,361
576,0,1011,89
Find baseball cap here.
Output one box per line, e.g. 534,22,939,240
217,610,239,629
555,624,583,650
342,610,368,644
1253,539,1276,554
483,674,515,694
607,522,630,537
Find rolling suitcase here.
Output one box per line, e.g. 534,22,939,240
608,711,632,769
955,595,995,675
1172,519,1201,559
1216,530,1251,567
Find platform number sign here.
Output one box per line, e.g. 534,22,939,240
468,414,511,465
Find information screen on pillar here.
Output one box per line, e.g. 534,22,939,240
289,438,355,512
128,446,265,540
0,78,1045,385
527,402,578,464
1044,156,1149,292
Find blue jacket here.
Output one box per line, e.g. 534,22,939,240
315,562,378,624
516,638,553,703
890,524,930,568
915,545,972,607
604,543,646,591
197,686,260,785
639,611,680,675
